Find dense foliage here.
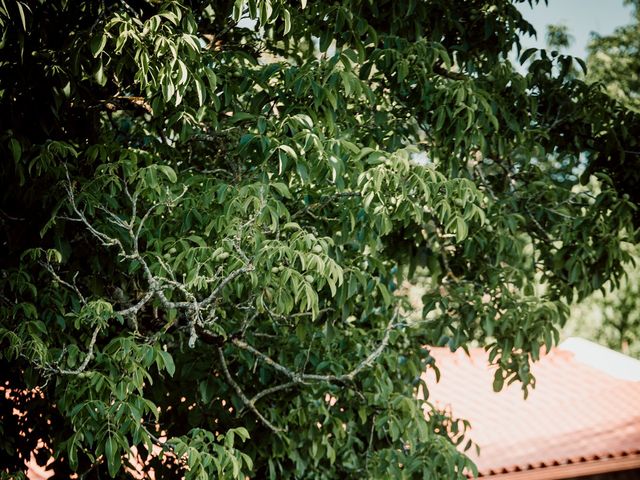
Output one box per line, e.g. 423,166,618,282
1,0,639,478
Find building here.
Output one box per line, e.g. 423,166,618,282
424,338,640,479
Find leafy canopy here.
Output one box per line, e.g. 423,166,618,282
0,0,638,478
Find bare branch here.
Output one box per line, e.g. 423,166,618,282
97,205,131,230
134,186,188,253
42,262,87,305
200,263,254,308
63,167,127,253
524,203,555,245
230,310,399,385
231,338,304,383
61,169,255,349
301,312,396,383
217,347,283,433
334,313,396,382
249,381,298,405
55,324,101,375
116,289,154,317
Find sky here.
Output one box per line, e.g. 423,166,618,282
516,0,635,60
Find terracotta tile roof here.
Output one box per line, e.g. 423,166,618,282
422,343,640,478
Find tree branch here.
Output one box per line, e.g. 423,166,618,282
230,310,399,385
53,324,101,375
42,261,87,305
61,169,256,348
217,347,283,433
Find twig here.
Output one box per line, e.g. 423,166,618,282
116,289,154,316
524,204,555,245
249,381,297,405
231,310,398,385
217,347,283,433
231,339,304,383
291,192,361,221
140,423,174,452
433,64,467,81
200,264,254,308
0,208,26,221
55,325,101,375
42,262,87,305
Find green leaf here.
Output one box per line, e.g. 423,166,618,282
397,61,408,83
492,369,504,392
520,47,537,64
159,11,179,25
278,144,298,161
230,112,255,123
195,77,206,106
319,29,332,52
283,8,291,35
90,33,107,57
455,216,468,242
158,165,177,183
9,138,21,162
232,0,243,22
160,350,176,376
272,182,292,198
16,1,27,30
162,76,175,102
181,34,201,53
94,60,107,86
177,60,189,85
233,427,250,442
104,435,120,478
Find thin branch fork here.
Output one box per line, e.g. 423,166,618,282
54,324,101,376
116,289,155,317
140,424,175,454
41,261,87,305
217,347,283,433
218,312,398,429
248,381,298,405
231,310,398,385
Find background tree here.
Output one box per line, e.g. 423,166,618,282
0,1,638,479
559,0,640,358
564,246,640,358
586,0,640,113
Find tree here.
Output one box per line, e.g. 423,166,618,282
0,1,638,478
586,0,640,113
560,0,640,358
564,246,640,358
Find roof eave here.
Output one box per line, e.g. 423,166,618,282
477,453,640,480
